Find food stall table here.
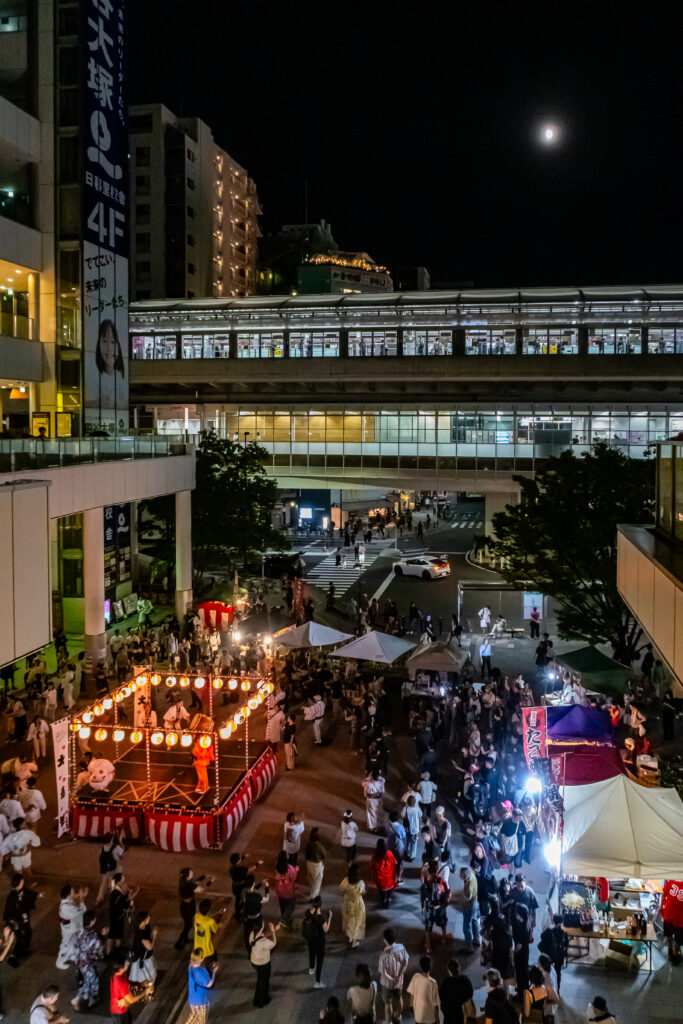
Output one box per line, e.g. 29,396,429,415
562,922,658,972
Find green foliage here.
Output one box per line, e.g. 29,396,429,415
192,432,286,583
491,442,655,663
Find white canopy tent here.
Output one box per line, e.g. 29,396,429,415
406,641,469,672
273,621,353,649
561,774,683,878
332,631,416,664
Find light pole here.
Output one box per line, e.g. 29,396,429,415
243,431,250,446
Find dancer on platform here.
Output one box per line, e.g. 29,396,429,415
193,737,215,795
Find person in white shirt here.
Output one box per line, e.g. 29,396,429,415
362,770,385,831
29,985,70,1024
27,714,50,760
477,606,492,634
60,665,75,710
0,791,23,823
265,707,285,749
306,695,326,745
20,778,46,827
417,773,437,822
56,884,87,969
283,812,305,866
249,921,279,1008
339,810,359,863
44,683,57,722
0,817,40,878
0,811,9,843
378,927,410,1024
407,956,441,1024
163,694,190,732
13,754,38,792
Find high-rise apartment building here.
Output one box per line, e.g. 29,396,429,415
129,104,261,300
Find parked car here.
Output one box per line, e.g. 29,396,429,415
392,555,451,580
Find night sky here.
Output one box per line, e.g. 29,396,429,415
131,1,683,288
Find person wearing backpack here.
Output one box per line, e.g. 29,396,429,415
96,828,124,904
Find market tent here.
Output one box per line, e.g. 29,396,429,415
547,705,613,743
332,631,416,664
549,744,628,785
406,641,469,672
561,774,683,877
555,645,631,696
273,621,353,648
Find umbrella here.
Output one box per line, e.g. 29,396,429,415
332,631,416,664
406,641,468,672
273,621,353,649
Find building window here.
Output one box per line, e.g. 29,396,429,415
523,327,578,354
136,233,150,252
58,136,79,181
290,331,340,357
136,260,151,274
465,328,516,355
187,205,194,218
187,234,195,246
135,204,150,225
187,149,195,162
136,174,151,196
648,328,683,354
130,113,153,133
237,332,284,358
187,177,195,190
403,329,452,356
348,330,398,357
131,334,178,359
136,146,151,166
187,263,195,275
587,327,641,354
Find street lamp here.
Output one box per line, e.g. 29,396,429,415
243,431,250,446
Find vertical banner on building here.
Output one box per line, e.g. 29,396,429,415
522,706,547,771
104,502,131,591
51,717,71,837
81,0,129,435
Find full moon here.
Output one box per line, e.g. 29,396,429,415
541,124,559,144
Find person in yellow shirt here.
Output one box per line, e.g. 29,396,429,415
193,899,225,964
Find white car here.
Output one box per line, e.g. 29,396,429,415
393,555,451,580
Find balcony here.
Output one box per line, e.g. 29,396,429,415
0,434,189,474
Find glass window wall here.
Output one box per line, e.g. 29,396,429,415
587,327,641,354
523,328,578,354
647,328,683,354
403,329,452,355
290,331,339,357
465,328,516,355
348,330,397,356
237,332,284,358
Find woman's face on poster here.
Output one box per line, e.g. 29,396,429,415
99,323,117,374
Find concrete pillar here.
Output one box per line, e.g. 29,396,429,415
129,500,138,584
484,489,520,538
83,506,106,669
175,489,192,621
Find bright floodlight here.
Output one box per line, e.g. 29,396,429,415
525,776,543,795
544,839,561,868
541,124,559,144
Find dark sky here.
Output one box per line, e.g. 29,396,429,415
131,1,683,287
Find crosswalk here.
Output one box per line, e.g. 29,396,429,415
306,550,383,595
449,514,483,529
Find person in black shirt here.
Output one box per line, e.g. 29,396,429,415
439,958,473,1024
242,876,269,951
174,866,208,950
3,873,35,959
229,853,262,922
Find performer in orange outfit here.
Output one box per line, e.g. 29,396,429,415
192,738,215,794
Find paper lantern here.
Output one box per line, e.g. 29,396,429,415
71,721,81,732
113,729,125,742
82,711,94,724
256,692,264,704
79,726,91,739
180,733,193,747
121,687,131,698
137,676,148,687
130,731,142,744
248,697,258,711
228,678,238,690
166,675,177,687
266,682,274,694
151,674,161,686
241,680,251,691
114,693,123,703
219,725,230,739
179,676,190,688
244,706,251,718
195,677,206,689
95,728,107,742
213,677,223,689
234,712,244,726
130,682,137,693
93,704,103,716
103,697,113,710
199,734,212,748
151,731,164,745
166,732,178,746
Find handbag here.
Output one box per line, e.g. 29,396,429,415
462,998,477,1022
501,825,519,859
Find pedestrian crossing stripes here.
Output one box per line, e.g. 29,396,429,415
449,515,483,529
306,551,382,595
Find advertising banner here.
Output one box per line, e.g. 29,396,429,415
51,717,70,837
81,0,129,434
522,705,548,770
104,502,131,591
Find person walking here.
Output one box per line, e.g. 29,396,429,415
403,794,421,861
479,638,492,679
55,883,86,970
19,778,46,831
283,811,305,865
587,995,617,1023
96,828,125,904
110,961,150,1023
249,921,278,1008
340,810,359,864
457,866,480,953
107,872,138,957
538,910,568,992
175,867,204,951
417,772,437,822
309,694,326,745
3,873,34,959
386,811,406,883
305,828,327,899
0,817,40,880
363,770,385,832
273,850,299,929
302,897,331,988
439,958,474,1024
187,949,217,1023
339,862,366,947
346,963,377,1023
407,956,441,1024
71,910,106,1011
370,839,397,909
512,902,533,997
283,715,298,770
378,928,409,1024
30,985,70,1024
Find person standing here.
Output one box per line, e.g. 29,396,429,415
302,897,331,989
362,770,385,832
71,910,106,1010
439,958,474,1024
386,811,406,883
175,867,202,951
273,851,299,929
529,606,541,640
378,928,409,1024
3,873,35,959
19,778,46,831
417,772,437,823
310,694,326,745
370,840,397,909
403,794,421,861
96,828,125,904
538,911,568,991
346,963,377,1022
186,949,217,1024
457,867,481,953
29,985,70,1024
586,995,617,1024
0,817,40,880
340,810,359,864
12,696,28,742
265,705,285,751
283,812,305,866
129,910,157,994
55,883,86,970
27,714,49,761
282,715,298,770
194,898,224,965
339,863,366,948
305,828,327,899
407,956,441,1024
107,873,138,957
111,961,149,1024
477,606,491,635
249,921,278,1008
242,879,269,952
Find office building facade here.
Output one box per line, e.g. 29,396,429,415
129,104,261,301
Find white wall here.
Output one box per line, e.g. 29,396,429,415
0,482,51,665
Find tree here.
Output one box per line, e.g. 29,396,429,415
491,442,655,664
192,432,286,585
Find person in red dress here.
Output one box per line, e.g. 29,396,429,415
192,738,215,795
370,839,397,908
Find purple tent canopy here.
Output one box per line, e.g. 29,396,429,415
547,705,612,742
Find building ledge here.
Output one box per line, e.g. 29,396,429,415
617,523,683,592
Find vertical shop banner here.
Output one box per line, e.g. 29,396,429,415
522,706,547,770
51,717,71,837
104,503,131,591
81,0,129,435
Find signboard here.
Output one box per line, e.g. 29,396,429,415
522,591,544,620
522,706,547,771
81,0,129,435
51,717,70,837
31,412,51,437
104,502,131,592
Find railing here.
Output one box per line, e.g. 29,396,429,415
0,435,188,473
0,312,34,340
